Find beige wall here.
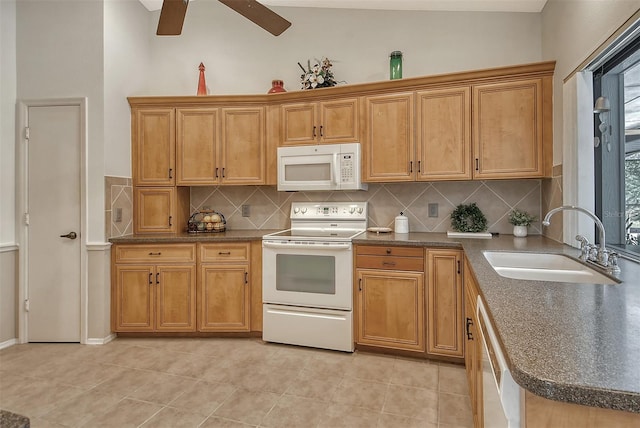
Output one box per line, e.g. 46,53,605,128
0,248,18,345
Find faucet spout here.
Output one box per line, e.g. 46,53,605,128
542,205,606,255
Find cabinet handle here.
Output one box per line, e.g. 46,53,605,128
466,317,474,340
149,273,153,285
222,168,225,178
218,251,231,255
410,161,413,173
475,158,479,171
457,260,461,274
215,167,219,178
382,261,397,267
313,125,317,138
156,272,160,285
168,168,173,179
417,160,421,173
148,252,162,256
358,278,362,291
386,248,392,254
169,216,173,227
320,125,323,137
244,272,248,284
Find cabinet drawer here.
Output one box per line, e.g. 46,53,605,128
114,244,196,263
356,245,423,258
199,242,250,263
356,255,424,272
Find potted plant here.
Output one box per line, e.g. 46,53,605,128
508,209,537,237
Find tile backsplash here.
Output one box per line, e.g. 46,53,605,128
191,180,544,235
105,176,133,239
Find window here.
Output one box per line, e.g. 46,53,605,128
594,35,640,257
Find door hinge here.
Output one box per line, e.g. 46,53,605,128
24,126,30,140
24,213,29,225
24,299,30,312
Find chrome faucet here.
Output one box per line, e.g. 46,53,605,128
542,205,620,274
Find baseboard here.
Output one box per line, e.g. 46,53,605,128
85,334,116,345
0,338,17,350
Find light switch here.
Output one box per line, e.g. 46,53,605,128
115,207,122,223
428,203,438,218
242,205,250,217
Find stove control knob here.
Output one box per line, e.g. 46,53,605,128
301,208,308,214
357,207,364,214
293,207,300,214
349,207,356,214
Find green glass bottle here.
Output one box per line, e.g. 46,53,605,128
390,51,403,80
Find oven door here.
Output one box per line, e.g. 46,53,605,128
262,239,352,310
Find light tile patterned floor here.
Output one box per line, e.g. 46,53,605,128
0,338,473,427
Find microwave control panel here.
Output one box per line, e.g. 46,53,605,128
340,154,354,183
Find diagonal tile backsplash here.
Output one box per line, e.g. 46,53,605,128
190,180,543,235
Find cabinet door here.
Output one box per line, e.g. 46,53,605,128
362,93,414,182
155,265,196,332
176,108,218,185
356,269,424,352
416,87,471,181
473,78,543,178
280,103,317,145
114,265,154,332
220,107,265,185
198,264,250,332
132,108,175,186
427,250,464,358
134,187,176,234
464,259,483,428
319,98,359,143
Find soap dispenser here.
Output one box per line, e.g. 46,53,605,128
395,212,409,234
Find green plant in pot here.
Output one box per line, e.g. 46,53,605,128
508,208,537,237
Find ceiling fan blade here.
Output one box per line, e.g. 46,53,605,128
157,0,189,36
218,0,291,36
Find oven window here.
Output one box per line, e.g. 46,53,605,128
276,254,336,294
285,163,331,182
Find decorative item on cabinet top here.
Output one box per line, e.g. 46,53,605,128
187,210,226,233
299,57,338,89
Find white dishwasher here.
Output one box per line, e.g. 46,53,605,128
477,297,522,428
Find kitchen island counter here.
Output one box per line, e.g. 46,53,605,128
356,232,640,414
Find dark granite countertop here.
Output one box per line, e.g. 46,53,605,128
0,410,29,428
356,232,640,413
109,230,280,244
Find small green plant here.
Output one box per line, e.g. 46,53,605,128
451,203,488,233
508,209,537,227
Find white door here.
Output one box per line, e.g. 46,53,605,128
26,105,81,342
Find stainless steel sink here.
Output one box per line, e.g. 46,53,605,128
483,251,618,285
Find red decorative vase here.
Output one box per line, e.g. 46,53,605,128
197,62,207,96
268,80,286,94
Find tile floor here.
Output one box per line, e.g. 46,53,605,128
0,338,473,427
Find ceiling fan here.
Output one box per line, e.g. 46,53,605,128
157,0,291,36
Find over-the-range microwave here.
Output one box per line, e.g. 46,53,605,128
277,142,368,191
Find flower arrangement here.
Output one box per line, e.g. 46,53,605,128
298,58,337,89
508,208,537,227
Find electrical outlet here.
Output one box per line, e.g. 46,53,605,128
242,205,250,217
115,207,123,223
428,203,438,218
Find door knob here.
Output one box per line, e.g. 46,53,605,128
60,232,77,240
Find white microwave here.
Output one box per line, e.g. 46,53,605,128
277,143,368,191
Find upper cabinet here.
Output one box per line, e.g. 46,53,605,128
416,87,472,181
473,78,548,179
132,108,175,186
362,93,414,182
176,106,265,186
280,98,359,146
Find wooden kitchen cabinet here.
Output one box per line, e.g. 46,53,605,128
464,258,483,428
355,245,425,353
280,98,359,145
427,249,464,358
176,106,265,185
198,243,251,332
132,108,175,186
112,244,197,332
416,87,472,181
473,78,548,179
362,93,414,182
133,186,189,234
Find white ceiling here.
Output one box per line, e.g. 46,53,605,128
139,0,548,13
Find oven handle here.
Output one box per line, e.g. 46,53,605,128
263,241,351,250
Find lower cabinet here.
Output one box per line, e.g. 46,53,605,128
112,244,197,332
111,241,252,334
355,245,425,353
464,258,483,428
427,249,464,358
198,243,251,332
